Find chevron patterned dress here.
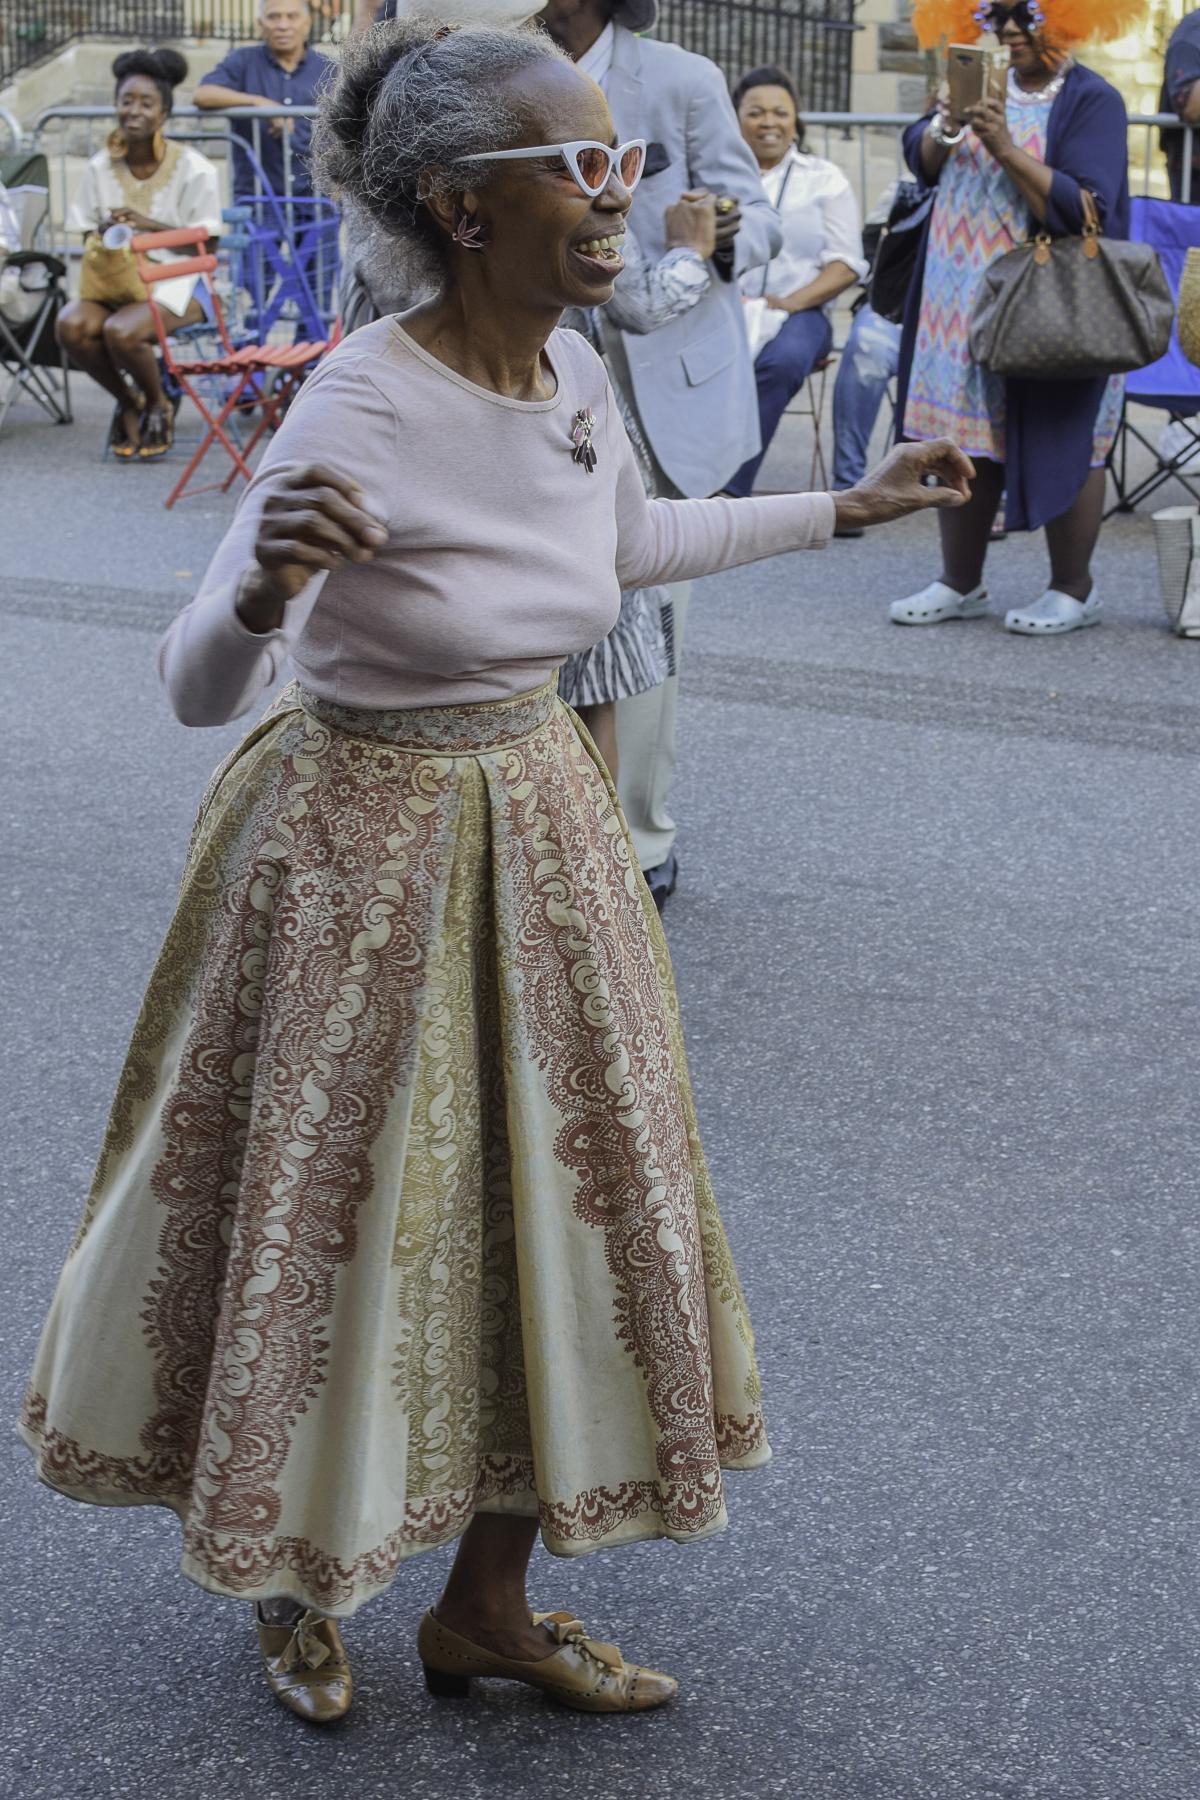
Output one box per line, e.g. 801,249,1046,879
904,82,1123,465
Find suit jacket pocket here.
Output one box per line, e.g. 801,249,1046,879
680,322,738,388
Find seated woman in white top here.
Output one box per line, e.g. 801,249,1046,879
57,48,222,461
726,64,868,497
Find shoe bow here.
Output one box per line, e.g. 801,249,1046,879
542,1612,624,1672
278,1611,333,1673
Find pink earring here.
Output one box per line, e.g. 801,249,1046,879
451,209,487,252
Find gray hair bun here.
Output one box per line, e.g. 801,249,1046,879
313,18,565,292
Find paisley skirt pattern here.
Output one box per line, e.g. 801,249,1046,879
19,679,768,1617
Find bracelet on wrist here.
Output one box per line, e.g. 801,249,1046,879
930,110,966,148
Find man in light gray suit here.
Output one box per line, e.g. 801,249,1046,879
540,0,780,905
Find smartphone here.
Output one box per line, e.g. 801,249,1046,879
946,43,1008,117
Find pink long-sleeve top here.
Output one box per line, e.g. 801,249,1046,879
159,318,836,725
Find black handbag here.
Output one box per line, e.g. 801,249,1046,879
868,180,935,324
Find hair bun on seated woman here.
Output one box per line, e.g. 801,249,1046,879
112,46,190,88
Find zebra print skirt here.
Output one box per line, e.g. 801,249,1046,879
558,584,676,710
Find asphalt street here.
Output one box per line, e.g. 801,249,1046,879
2,382,1199,1800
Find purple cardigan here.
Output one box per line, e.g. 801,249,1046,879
895,62,1131,532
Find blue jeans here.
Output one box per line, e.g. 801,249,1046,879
725,307,834,497
831,303,902,490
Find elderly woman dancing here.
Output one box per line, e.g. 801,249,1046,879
19,18,970,1724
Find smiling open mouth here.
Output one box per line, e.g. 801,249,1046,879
571,233,626,272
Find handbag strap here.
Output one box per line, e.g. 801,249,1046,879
760,154,798,297
1080,187,1099,238
1029,186,1101,264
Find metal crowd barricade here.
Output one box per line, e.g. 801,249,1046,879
25,100,1200,330
29,103,337,330
32,102,1198,227
797,110,1198,213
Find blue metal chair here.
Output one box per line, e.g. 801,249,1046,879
1107,196,1200,516
223,139,340,343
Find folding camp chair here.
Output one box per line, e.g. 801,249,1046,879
132,226,333,509
1106,197,1200,517
0,158,71,436
782,353,836,489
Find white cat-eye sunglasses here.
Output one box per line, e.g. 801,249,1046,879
455,138,647,199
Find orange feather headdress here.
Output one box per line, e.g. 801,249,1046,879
911,0,1147,51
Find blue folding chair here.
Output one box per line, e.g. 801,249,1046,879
1107,196,1200,516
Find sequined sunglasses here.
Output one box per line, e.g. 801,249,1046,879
456,138,647,198
978,1,1044,30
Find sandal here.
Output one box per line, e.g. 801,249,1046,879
107,403,140,461
138,404,175,460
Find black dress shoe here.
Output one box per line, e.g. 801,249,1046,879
642,851,678,914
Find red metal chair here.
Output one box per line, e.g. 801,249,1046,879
132,226,334,509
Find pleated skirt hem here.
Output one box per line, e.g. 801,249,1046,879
19,678,769,1618
20,1412,770,1616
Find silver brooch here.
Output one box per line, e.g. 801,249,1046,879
571,408,598,474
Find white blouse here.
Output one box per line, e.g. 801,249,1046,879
739,147,868,358
68,141,223,317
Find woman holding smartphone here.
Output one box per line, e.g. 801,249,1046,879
890,0,1143,636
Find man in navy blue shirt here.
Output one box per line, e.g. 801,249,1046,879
1161,8,1200,203
195,0,331,196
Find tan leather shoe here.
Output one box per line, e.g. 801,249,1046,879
416,1608,677,1713
254,1605,353,1723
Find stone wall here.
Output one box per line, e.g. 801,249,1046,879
852,0,932,113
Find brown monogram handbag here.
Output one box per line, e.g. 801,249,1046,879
968,189,1173,380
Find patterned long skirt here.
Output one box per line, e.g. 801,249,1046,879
19,679,768,1618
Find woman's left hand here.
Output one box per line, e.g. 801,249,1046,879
105,206,161,234
833,439,975,531
965,95,1013,160
764,292,791,312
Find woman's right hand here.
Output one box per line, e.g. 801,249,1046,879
665,190,718,261
832,440,975,532
237,465,388,632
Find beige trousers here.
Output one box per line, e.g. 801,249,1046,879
615,580,691,873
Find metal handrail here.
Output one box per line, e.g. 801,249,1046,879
0,104,24,155
32,104,319,128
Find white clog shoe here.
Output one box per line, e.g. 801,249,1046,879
888,581,989,626
1004,588,1101,636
